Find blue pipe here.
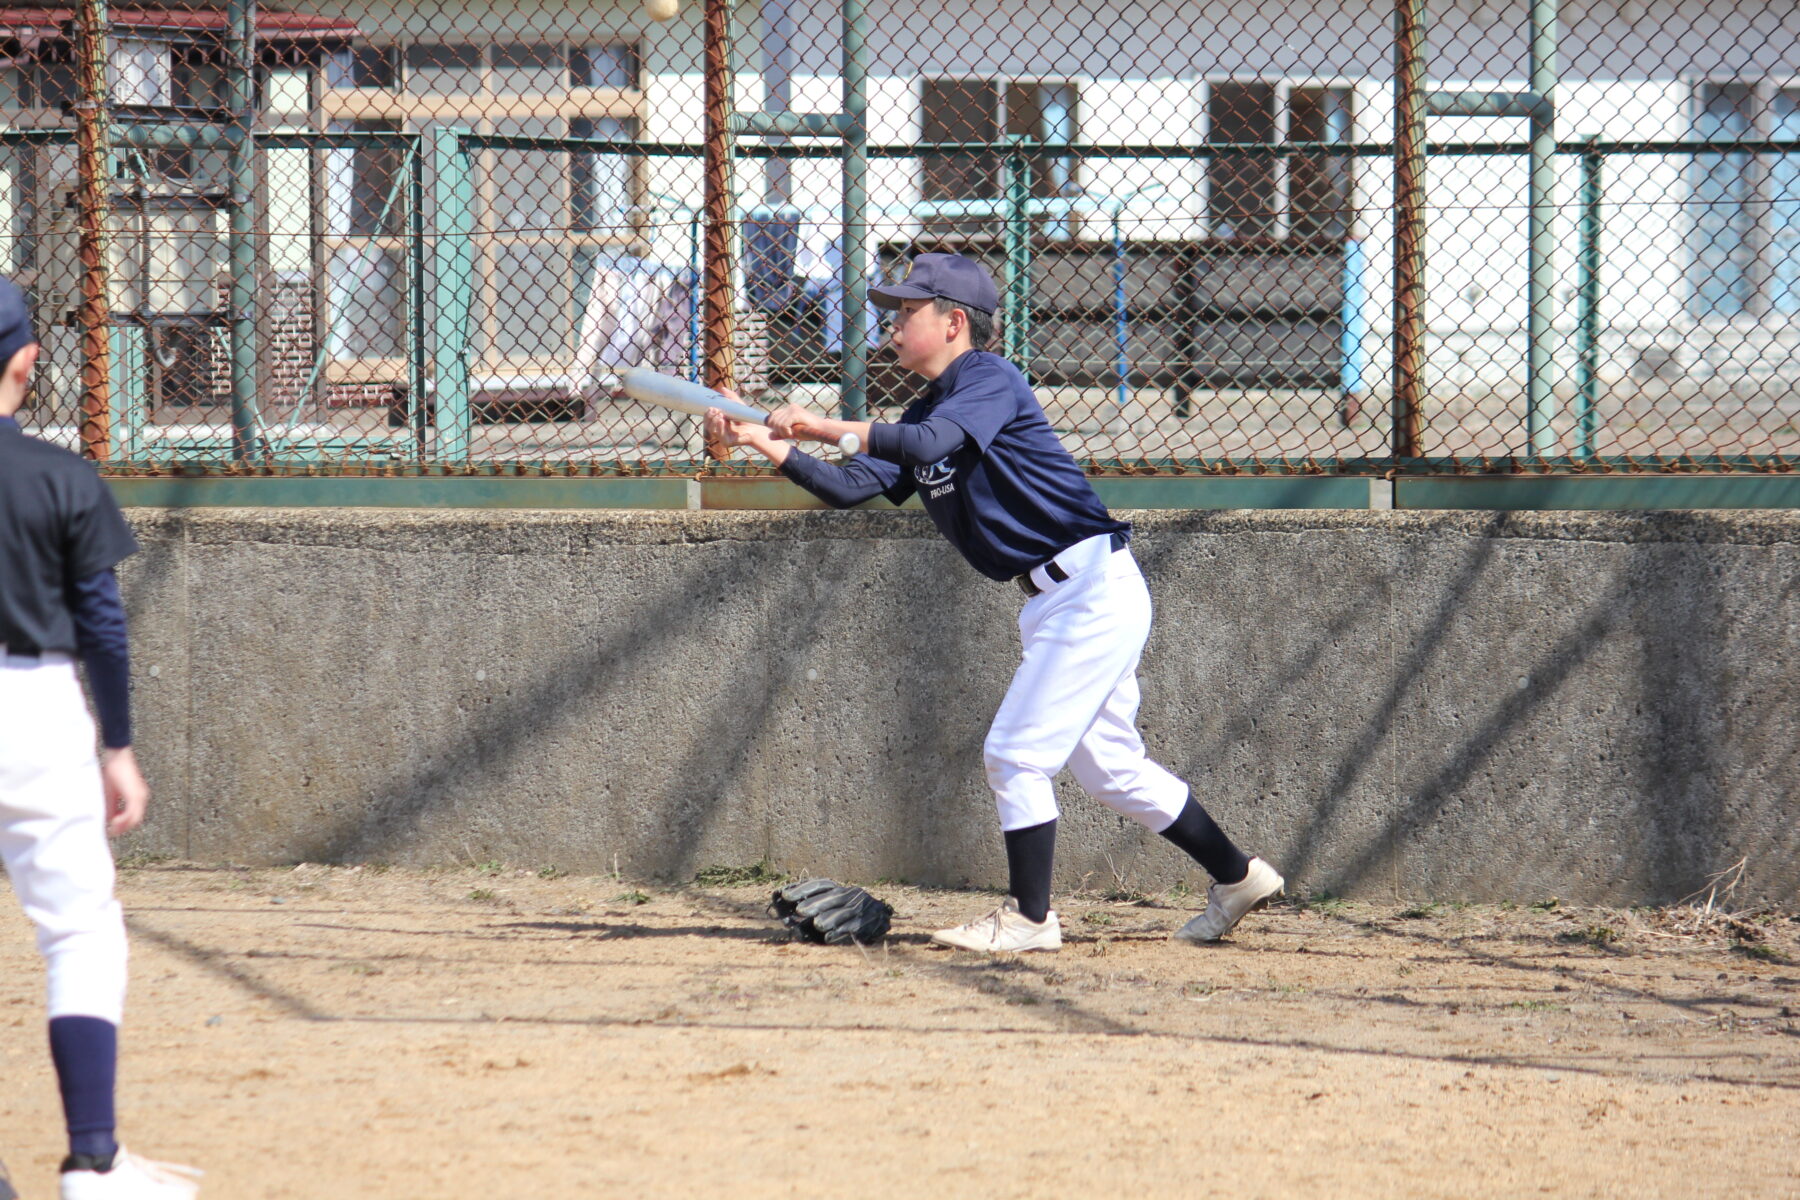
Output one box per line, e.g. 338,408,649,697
689,209,703,383
1340,237,1369,401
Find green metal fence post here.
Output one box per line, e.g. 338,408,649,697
1526,0,1559,457
110,326,145,460
432,128,475,462
1003,135,1032,371
1574,140,1602,459
840,0,869,419
226,0,260,462
408,136,428,458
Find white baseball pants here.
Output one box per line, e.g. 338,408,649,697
983,534,1190,833
0,654,128,1024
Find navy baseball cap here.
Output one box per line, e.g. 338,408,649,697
0,275,36,368
870,252,999,315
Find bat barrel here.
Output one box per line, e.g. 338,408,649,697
619,367,767,425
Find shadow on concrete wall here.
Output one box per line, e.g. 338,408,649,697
305,539,807,875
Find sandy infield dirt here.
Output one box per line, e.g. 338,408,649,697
1,862,1796,1199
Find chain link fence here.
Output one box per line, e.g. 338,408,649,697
4,0,1798,477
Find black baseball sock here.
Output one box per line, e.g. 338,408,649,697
1003,819,1057,924
1159,796,1251,885
48,1015,118,1164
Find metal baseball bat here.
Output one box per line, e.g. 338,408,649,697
618,368,862,457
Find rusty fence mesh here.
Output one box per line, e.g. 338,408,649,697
4,0,1799,477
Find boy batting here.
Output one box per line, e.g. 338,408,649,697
0,276,201,1198
705,252,1284,952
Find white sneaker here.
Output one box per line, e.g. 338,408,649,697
1173,857,1285,943
60,1148,202,1200
931,897,1062,953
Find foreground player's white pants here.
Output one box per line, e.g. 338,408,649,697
0,655,128,1023
984,535,1189,832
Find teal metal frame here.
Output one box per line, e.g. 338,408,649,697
225,0,259,461
1575,141,1603,459
432,128,476,462
729,0,871,418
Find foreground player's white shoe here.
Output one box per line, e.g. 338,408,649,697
931,897,1062,953
1174,857,1285,944
60,1148,202,1200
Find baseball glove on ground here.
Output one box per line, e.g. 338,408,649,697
769,878,893,945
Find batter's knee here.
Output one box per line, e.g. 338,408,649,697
982,732,1036,788
39,902,128,1023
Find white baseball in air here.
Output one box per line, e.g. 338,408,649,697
644,0,680,21
837,432,861,457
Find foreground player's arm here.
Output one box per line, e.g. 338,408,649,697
705,407,909,508
765,406,969,468
766,405,965,465
67,568,149,835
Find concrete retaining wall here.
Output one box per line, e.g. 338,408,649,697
116,508,1800,905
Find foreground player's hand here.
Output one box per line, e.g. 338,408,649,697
704,407,764,451
765,403,826,442
705,406,793,467
101,747,150,836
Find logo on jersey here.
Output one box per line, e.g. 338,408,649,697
914,457,956,500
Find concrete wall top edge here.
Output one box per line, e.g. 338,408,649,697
122,506,1800,551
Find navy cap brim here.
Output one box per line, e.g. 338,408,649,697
868,281,937,309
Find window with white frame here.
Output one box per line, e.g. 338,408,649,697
919,78,1079,234
1689,81,1800,319
321,39,643,381
1206,82,1352,240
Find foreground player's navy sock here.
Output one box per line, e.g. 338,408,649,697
48,1016,119,1163
1003,819,1057,923
1159,797,1252,885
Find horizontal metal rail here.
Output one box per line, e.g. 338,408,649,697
8,128,1797,157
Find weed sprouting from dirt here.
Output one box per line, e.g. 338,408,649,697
1730,941,1790,965
614,890,651,906
1396,902,1442,920
1557,924,1621,948
1291,891,1350,917
693,862,788,888
1100,853,1147,904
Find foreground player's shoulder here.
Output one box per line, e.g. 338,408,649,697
951,351,1036,412
961,349,1027,387
3,422,87,468
0,427,139,569
1,427,111,497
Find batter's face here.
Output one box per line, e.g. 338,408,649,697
886,298,967,378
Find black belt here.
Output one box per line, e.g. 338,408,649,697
1015,531,1127,598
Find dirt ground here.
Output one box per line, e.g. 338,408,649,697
1,862,1796,1200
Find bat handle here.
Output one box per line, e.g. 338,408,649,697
836,432,861,458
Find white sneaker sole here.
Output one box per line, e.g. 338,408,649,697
929,931,1062,953
1172,882,1284,944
